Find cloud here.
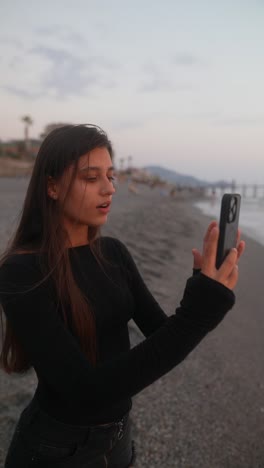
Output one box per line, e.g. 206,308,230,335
0,36,21,48
35,26,86,45
172,53,207,67
35,26,59,35
139,61,192,93
8,55,23,69
30,46,99,98
30,46,118,98
1,19,120,101
2,45,119,100
1,86,44,100
140,79,192,93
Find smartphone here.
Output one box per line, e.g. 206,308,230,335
216,193,241,269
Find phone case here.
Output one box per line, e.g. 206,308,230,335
216,193,241,269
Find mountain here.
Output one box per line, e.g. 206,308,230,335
143,165,210,187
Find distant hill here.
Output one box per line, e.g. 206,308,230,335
143,165,210,187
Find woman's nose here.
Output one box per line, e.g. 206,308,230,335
100,179,116,195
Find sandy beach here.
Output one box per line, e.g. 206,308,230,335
0,177,263,467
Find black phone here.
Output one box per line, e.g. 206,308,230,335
216,193,241,269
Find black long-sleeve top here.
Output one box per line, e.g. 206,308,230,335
0,237,235,425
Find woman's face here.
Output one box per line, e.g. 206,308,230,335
49,147,116,230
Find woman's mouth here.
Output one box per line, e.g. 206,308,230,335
96,202,111,214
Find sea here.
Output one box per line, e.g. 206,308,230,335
195,188,264,247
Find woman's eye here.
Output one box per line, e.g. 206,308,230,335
85,177,97,182
83,175,116,183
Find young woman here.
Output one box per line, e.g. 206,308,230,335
0,124,245,468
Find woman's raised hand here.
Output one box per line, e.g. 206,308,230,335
192,221,246,290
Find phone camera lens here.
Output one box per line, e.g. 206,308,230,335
228,197,237,222
230,197,235,208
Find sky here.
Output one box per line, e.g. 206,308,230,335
0,0,263,183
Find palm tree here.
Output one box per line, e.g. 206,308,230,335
21,115,33,155
119,157,125,171
127,155,133,169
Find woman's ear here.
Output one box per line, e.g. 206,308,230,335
47,176,58,200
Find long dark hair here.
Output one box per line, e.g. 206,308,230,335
0,124,114,373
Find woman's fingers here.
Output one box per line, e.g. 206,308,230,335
192,221,218,273
235,230,246,261
202,225,219,276
237,240,246,261
225,264,239,289
192,248,203,270
217,248,238,280
203,220,218,244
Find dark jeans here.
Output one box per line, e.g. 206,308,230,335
5,399,136,467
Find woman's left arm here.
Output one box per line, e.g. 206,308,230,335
111,239,169,336
111,222,245,338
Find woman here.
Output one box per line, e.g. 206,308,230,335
0,124,245,467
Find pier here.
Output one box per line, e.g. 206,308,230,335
206,183,264,199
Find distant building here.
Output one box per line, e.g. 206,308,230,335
0,139,41,158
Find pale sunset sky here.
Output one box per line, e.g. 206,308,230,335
0,0,263,183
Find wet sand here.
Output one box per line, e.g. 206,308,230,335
0,178,263,467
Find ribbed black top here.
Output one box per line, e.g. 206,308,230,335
0,237,235,425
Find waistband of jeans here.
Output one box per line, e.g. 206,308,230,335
20,398,129,444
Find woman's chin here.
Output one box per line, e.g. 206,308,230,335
88,219,108,228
